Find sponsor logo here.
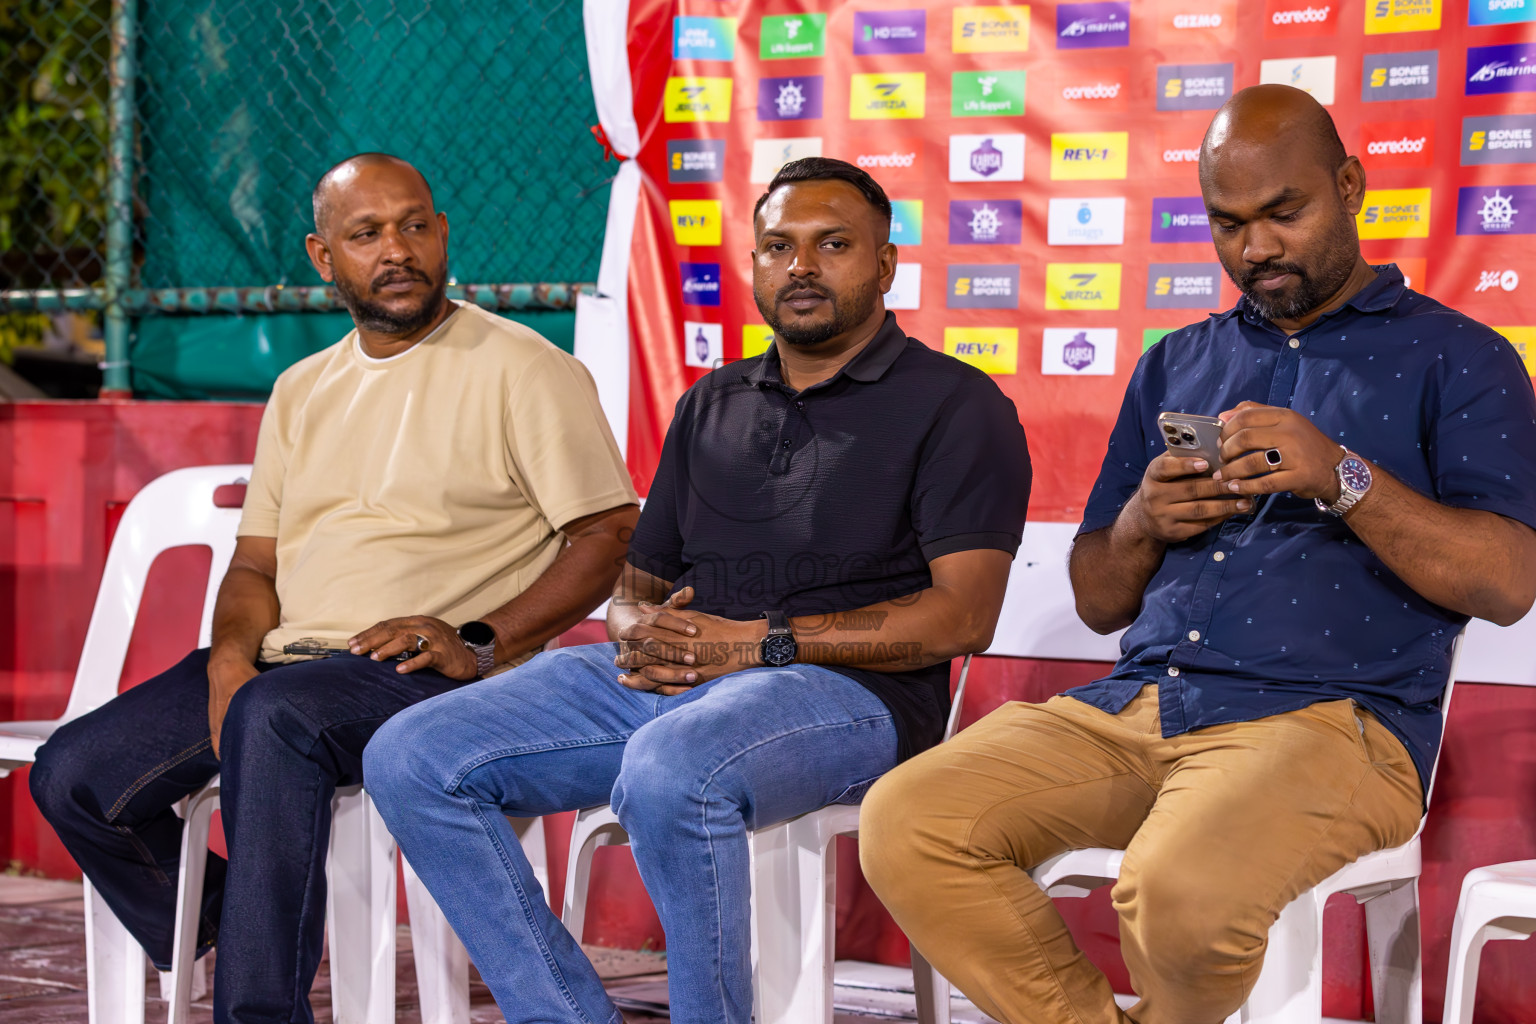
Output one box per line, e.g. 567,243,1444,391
891,200,924,245
667,139,727,183
1048,197,1127,245
949,200,1024,244
949,134,1026,182
670,200,723,246
664,77,734,123
1265,0,1337,36
1467,44,1536,96
1260,55,1337,104
673,17,736,60
1151,197,1211,242
1144,328,1177,351
1366,0,1441,33
1357,188,1432,239
1475,269,1521,292
742,325,774,359
1155,0,1237,42
886,263,923,310
953,6,1031,53
848,138,923,179
749,137,823,184
680,262,721,307
1050,131,1129,180
684,321,722,368
1469,0,1536,25
1361,50,1437,100
760,13,826,59
1057,2,1131,48
1147,262,1222,308
1463,115,1536,165
1492,327,1536,376
948,264,1021,308
1157,128,1205,172
1457,185,1536,234
944,327,1018,375
854,10,927,55
1361,120,1434,168
758,76,824,121
1045,263,1123,310
1157,63,1234,110
850,72,927,119
952,70,1027,116
1051,66,1130,111
1043,328,1118,374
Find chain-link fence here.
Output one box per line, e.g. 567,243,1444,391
1,0,611,392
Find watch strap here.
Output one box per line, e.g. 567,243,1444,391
761,609,791,635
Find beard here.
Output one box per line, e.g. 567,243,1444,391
1221,213,1358,323
754,277,879,348
334,266,447,336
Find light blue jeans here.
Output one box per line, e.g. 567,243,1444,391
362,642,899,1024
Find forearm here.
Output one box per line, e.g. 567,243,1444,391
483,530,631,661
606,561,676,642
1069,493,1168,633
792,589,989,673
209,567,281,667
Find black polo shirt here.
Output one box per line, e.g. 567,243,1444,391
628,311,1032,760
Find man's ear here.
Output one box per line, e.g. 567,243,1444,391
1338,156,1367,216
305,233,334,283
878,241,898,293
438,211,449,248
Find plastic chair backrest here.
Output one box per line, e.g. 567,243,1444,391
942,653,974,743
60,465,252,725
1420,632,1462,814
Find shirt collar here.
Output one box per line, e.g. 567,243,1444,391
1215,263,1409,326
741,311,908,387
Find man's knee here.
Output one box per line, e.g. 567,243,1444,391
29,722,92,823
610,724,707,829
360,705,441,810
1116,845,1267,982
859,753,969,910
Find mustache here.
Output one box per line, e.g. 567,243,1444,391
371,268,432,291
1239,262,1307,289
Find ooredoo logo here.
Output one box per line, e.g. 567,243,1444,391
848,138,923,178
1265,0,1336,36
1361,120,1434,168
1052,66,1130,111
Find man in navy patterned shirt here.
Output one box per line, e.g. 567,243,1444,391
863,85,1536,1024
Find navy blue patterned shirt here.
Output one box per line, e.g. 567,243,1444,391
1070,265,1536,791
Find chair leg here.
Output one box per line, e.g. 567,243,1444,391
166,782,219,1024
510,815,549,900
1363,879,1423,1024
750,814,837,1024
1441,904,1536,1024
911,943,952,1024
85,877,147,1024
326,787,398,1024
560,809,629,943
1238,890,1323,1024
402,855,469,1024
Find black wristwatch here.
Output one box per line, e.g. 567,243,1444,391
759,610,798,667
456,620,497,678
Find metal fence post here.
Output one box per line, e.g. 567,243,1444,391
101,0,138,400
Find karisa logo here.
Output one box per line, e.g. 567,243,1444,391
971,138,1004,176
1476,269,1520,292
694,327,711,364
1063,331,1097,371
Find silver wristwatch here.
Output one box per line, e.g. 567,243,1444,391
456,620,497,678
1315,446,1373,517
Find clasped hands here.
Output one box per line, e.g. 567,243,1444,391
1133,401,1351,544
613,586,765,696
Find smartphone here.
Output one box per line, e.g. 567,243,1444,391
1156,412,1226,474
282,639,417,661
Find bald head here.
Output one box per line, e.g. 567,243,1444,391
1200,85,1346,187
311,153,434,237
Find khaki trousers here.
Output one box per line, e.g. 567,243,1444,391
859,686,1423,1024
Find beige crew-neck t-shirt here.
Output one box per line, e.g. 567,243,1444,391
237,302,636,664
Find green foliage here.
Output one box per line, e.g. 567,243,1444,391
0,311,51,363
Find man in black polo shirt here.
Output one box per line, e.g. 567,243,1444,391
362,157,1032,1024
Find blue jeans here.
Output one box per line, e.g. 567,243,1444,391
28,647,463,1024
362,642,900,1024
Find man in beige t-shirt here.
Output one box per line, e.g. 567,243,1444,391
30,153,637,1024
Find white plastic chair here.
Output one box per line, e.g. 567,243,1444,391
1022,639,1463,1024
1440,859,1536,1024
560,653,973,1024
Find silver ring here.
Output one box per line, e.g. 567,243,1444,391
1264,448,1283,467
413,633,429,652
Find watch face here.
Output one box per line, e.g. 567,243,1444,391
457,620,496,647
1339,457,1372,494
762,633,797,667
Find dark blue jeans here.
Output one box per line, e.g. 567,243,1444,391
29,647,462,1024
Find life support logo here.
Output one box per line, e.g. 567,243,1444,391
760,14,826,59
952,70,1027,117
1357,189,1432,239
1050,131,1128,180
664,77,733,123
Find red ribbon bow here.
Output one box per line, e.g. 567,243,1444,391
590,124,628,162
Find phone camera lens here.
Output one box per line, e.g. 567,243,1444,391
1180,432,1195,444
1162,424,1178,435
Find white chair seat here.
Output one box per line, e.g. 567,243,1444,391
1441,859,1536,1024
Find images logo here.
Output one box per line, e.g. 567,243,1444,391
1146,262,1221,308
683,321,722,369
670,200,723,246
886,264,922,310
1457,185,1535,235
1056,2,1131,48
1469,0,1536,24
947,264,1021,309
1357,188,1432,239
1362,50,1437,100
944,327,1018,375
1361,120,1434,168
953,6,1031,53
1151,197,1211,242
952,70,1027,116
679,262,721,307
1467,44,1536,96
949,134,1025,182
891,200,924,244
1265,0,1337,37
664,77,734,123
673,17,736,60
1157,63,1234,110
1260,55,1336,104
761,13,826,59
1463,115,1536,165
667,139,727,184
1475,269,1521,292
1366,0,1441,33
949,200,1024,244
749,137,824,184
854,10,926,55
1050,131,1128,180
758,75,825,120
1042,327,1118,374
1047,197,1127,245
1046,263,1123,310
851,72,926,119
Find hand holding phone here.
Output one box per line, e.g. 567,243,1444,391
282,639,417,661
1157,412,1226,475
